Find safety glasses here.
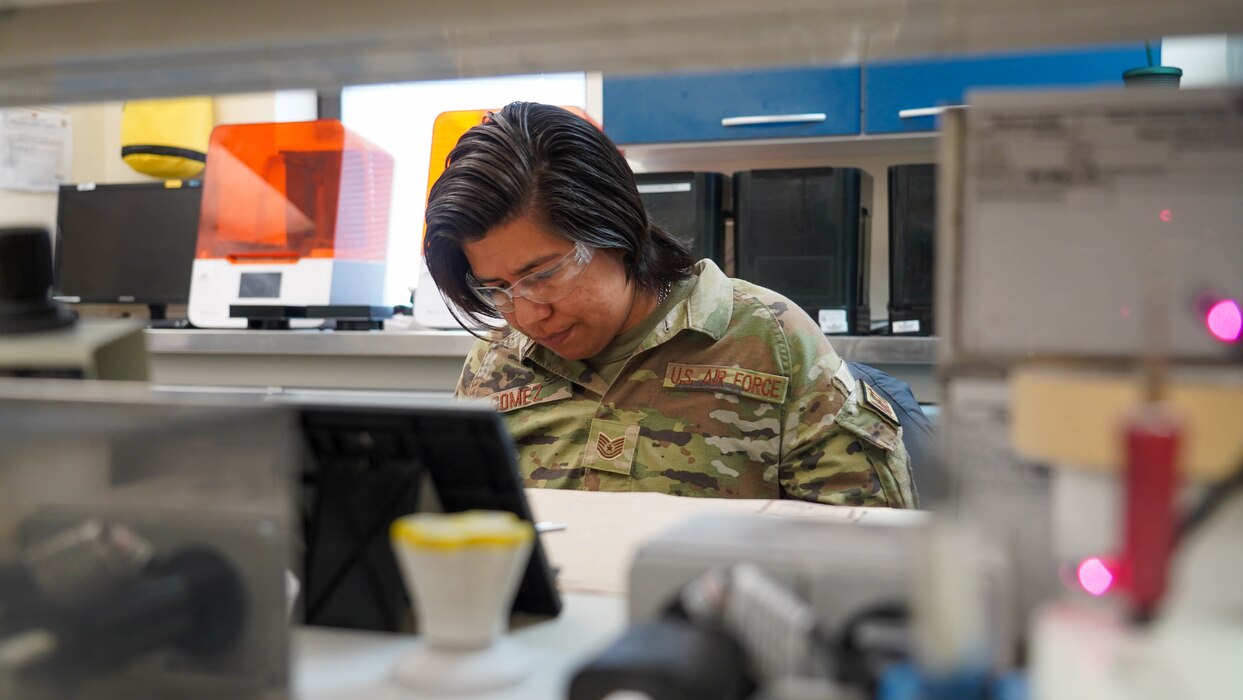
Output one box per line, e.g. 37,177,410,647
467,241,594,313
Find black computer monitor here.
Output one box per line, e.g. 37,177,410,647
54,182,202,317
293,397,563,632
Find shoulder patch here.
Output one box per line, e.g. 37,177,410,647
486,379,572,413
836,402,903,453
861,382,900,427
662,363,788,404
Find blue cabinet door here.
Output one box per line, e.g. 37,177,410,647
865,44,1152,134
603,66,861,145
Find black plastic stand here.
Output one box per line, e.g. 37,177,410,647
231,305,306,330
307,305,391,331
230,304,390,331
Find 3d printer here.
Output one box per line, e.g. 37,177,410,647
187,120,394,329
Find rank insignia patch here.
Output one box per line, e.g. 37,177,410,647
596,433,626,460
581,418,639,476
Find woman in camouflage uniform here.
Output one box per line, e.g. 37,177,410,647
424,102,916,508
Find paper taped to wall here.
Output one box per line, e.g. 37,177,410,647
0,108,71,193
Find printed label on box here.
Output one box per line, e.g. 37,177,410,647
892,319,921,333
818,309,849,334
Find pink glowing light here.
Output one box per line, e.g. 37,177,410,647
1159,209,1172,223
1077,557,1115,597
1206,299,1242,343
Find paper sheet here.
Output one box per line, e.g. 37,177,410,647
0,108,72,193
524,489,869,596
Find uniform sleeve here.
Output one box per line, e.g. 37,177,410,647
777,320,917,508
454,338,494,398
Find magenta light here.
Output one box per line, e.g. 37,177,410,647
1159,209,1172,223
1206,299,1242,342
1077,557,1115,597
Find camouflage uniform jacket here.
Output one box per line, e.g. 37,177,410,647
455,260,917,507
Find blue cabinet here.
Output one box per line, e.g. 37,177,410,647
864,44,1152,134
603,44,1153,144
603,66,861,145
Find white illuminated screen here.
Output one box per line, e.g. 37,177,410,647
342,73,588,307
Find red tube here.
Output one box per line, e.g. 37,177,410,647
1120,406,1181,621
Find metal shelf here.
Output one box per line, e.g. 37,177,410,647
146,328,480,359
144,329,939,397
625,133,939,172
0,0,1238,106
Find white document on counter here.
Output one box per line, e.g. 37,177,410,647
523,489,872,597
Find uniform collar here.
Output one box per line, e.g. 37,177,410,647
513,333,602,393
660,258,733,343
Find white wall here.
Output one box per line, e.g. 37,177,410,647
341,73,590,306
0,189,62,233
1162,34,1243,86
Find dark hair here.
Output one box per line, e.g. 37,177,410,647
423,101,696,331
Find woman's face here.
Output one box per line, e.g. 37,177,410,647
462,216,641,361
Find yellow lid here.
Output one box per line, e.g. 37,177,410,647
391,510,534,551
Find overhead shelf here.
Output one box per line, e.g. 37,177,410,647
0,0,1238,105
623,133,939,172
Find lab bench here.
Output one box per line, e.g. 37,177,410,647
145,330,940,402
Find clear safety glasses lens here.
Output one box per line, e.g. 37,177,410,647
468,243,593,313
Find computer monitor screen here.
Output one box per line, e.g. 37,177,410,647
293,396,563,632
54,182,202,305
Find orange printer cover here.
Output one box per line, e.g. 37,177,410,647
196,120,394,263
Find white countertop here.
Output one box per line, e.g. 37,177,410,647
145,329,939,364
293,592,626,700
